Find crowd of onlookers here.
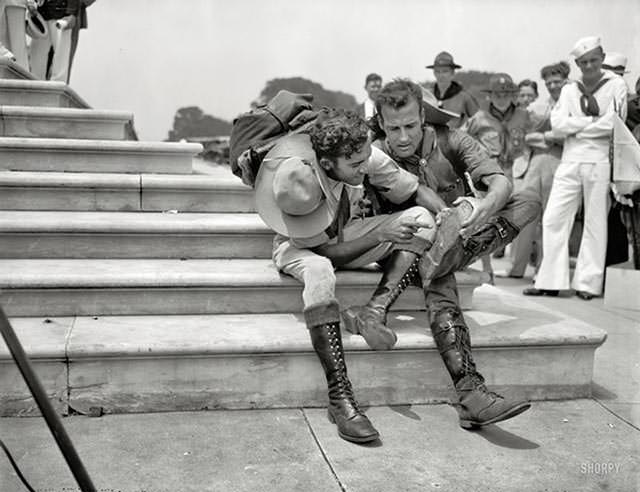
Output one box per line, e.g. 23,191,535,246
0,0,94,83
360,38,639,299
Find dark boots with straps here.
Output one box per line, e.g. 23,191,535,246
430,308,531,428
306,302,379,443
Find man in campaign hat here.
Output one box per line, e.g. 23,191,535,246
256,107,442,443
346,79,537,429
427,51,479,128
525,36,628,300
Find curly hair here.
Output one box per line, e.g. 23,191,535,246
309,108,369,162
540,61,570,81
375,78,423,118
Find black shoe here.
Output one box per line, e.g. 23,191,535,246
575,291,595,301
522,287,559,297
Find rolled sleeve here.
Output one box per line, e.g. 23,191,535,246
365,146,419,204
449,128,504,188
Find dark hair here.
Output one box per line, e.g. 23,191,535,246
518,79,538,96
365,73,382,85
540,61,571,81
309,108,369,163
375,78,423,120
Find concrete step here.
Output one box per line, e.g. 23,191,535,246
0,59,35,80
0,138,201,174
0,171,253,211
0,285,607,415
0,79,90,108
0,211,272,258
0,105,132,140
0,259,486,316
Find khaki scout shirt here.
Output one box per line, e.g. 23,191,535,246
280,146,418,249
378,125,504,206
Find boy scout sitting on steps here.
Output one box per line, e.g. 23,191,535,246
255,107,530,444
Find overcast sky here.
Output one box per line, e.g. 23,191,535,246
71,0,640,141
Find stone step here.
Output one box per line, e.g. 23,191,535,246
0,259,486,316
0,59,35,80
0,79,90,108
0,171,253,212
0,285,607,415
0,105,132,140
0,211,272,258
0,138,201,174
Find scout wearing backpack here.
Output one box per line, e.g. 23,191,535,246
526,36,628,300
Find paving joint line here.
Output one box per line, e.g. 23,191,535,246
593,397,640,432
301,408,347,492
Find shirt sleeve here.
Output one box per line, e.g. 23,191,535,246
449,128,504,187
550,84,592,137
465,92,480,118
463,113,501,158
365,146,419,204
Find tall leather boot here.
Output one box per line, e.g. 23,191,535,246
430,308,531,429
460,216,521,269
342,249,421,350
306,302,379,443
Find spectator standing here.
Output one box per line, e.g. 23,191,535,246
504,62,570,278
427,51,479,128
517,79,539,108
67,0,95,83
357,73,382,120
30,0,79,82
0,0,36,69
525,36,628,300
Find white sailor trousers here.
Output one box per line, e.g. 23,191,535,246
535,160,610,294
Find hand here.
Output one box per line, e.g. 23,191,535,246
377,216,421,243
454,196,495,236
524,132,548,149
288,109,317,129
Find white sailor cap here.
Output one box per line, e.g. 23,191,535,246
603,52,628,70
570,36,602,58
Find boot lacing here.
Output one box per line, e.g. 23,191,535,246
327,323,363,415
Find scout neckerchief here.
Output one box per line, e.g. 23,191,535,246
323,184,350,243
434,81,463,102
576,75,610,116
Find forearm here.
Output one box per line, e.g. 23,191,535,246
311,232,381,267
415,185,447,214
481,174,512,215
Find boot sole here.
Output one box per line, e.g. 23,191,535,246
341,309,396,350
459,402,531,429
328,410,380,443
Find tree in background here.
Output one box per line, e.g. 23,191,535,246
166,106,232,142
259,77,358,110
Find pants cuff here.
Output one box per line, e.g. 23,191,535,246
304,300,341,327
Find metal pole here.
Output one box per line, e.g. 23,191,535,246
0,306,97,492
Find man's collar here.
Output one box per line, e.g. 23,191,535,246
489,102,516,121
434,80,463,101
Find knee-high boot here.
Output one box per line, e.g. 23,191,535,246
306,302,379,443
429,308,531,429
342,249,421,350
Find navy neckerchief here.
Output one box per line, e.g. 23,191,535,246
576,75,610,117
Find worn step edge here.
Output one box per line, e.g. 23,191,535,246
0,79,90,108
0,137,202,154
0,211,270,234
0,105,131,121
0,259,483,288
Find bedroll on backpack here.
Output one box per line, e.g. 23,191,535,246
229,90,318,187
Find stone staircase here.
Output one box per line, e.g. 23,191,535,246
0,60,607,417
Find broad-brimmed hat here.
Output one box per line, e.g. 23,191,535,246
420,87,459,124
26,11,49,39
482,73,519,93
255,134,337,238
426,51,462,69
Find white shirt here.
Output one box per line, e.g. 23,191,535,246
364,98,376,119
550,71,628,163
